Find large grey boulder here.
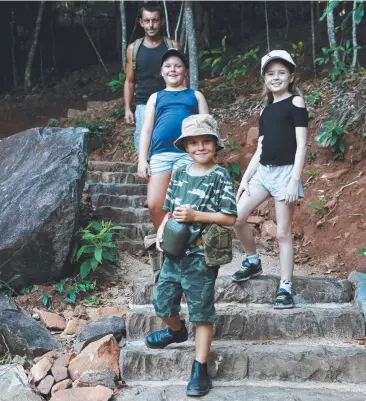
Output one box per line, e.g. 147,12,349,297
0,308,59,357
0,127,88,286
0,365,44,401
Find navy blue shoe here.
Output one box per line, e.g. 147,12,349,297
274,289,295,309
231,258,263,282
145,320,188,349
186,360,212,397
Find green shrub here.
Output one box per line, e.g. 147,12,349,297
317,120,346,160
108,72,126,93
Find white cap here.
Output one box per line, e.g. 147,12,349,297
261,50,296,75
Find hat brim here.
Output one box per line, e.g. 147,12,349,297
261,57,296,75
161,49,189,69
174,130,225,153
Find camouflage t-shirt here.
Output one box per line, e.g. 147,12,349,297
163,164,238,255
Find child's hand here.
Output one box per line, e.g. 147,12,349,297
237,179,250,202
137,160,150,181
156,229,164,252
173,205,195,222
285,179,299,204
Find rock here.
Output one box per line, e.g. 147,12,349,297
73,304,87,318
0,309,59,357
325,168,350,180
30,356,53,383
356,187,365,196
67,109,84,119
245,127,259,147
247,216,265,225
261,220,277,239
50,386,113,401
0,365,43,401
12,355,28,368
51,353,70,382
64,318,88,335
87,306,128,322
327,216,339,226
75,368,117,389
37,375,55,395
76,316,126,345
32,313,40,320
256,199,270,215
0,294,17,310
36,310,66,331
34,350,60,363
0,127,88,287
51,379,72,394
68,334,120,381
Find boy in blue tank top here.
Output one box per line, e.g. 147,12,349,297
137,49,209,231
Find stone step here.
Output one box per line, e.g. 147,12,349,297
88,161,137,173
120,340,366,383
94,206,151,224
85,182,147,196
87,171,146,185
113,381,366,401
132,275,353,305
126,304,365,341
117,239,146,254
91,194,147,209
119,223,155,240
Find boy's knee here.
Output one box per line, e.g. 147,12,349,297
234,214,249,227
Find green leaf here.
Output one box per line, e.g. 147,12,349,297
80,261,91,279
101,251,115,261
94,247,102,263
330,135,337,146
355,2,364,24
320,1,341,21
335,127,344,135
306,202,318,209
101,242,117,248
212,57,222,67
340,10,352,30
339,143,345,153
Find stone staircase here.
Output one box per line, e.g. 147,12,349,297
85,161,154,254
116,274,366,400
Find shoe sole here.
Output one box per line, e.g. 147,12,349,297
144,336,188,349
273,303,295,310
186,380,212,397
231,270,263,282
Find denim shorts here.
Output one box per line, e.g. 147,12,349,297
249,163,304,201
149,152,193,175
153,254,219,324
134,104,146,155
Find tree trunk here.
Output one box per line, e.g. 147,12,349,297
284,1,289,40
185,1,199,90
240,2,244,39
179,9,186,49
120,0,127,72
163,0,171,38
10,8,18,89
175,1,184,41
310,1,316,77
265,0,270,52
326,0,339,62
24,1,45,92
350,0,358,75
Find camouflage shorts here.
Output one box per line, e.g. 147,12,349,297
153,253,219,324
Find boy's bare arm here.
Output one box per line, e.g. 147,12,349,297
156,212,170,251
173,206,236,226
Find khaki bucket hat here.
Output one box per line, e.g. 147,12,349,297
174,114,225,153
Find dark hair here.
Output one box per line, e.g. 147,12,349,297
139,3,163,19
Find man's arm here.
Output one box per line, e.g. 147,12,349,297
124,43,135,124
173,207,236,226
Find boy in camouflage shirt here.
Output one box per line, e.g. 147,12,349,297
145,114,237,397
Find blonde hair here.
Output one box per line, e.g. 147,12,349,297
262,61,303,104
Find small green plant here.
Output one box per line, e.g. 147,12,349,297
111,107,124,119
224,138,240,153
317,120,347,159
307,152,317,161
83,295,100,306
0,275,20,297
20,285,39,295
362,133,366,138
306,169,316,177
46,119,63,127
23,354,35,367
76,120,113,152
74,221,125,279
290,41,304,64
306,196,332,216
39,292,53,309
305,90,322,106
315,41,361,81
108,72,126,93
226,162,241,185
356,247,366,256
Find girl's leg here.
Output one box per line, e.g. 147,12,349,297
274,200,296,281
234,186,269,254
147,171,172,230
195,323,213,363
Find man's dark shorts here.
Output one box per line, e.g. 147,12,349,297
153,253,219,324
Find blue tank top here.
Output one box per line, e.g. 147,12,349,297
151,89,198,156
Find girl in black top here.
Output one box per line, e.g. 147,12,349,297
231,50,309,309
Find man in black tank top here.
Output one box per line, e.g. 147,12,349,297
124,3,181,154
